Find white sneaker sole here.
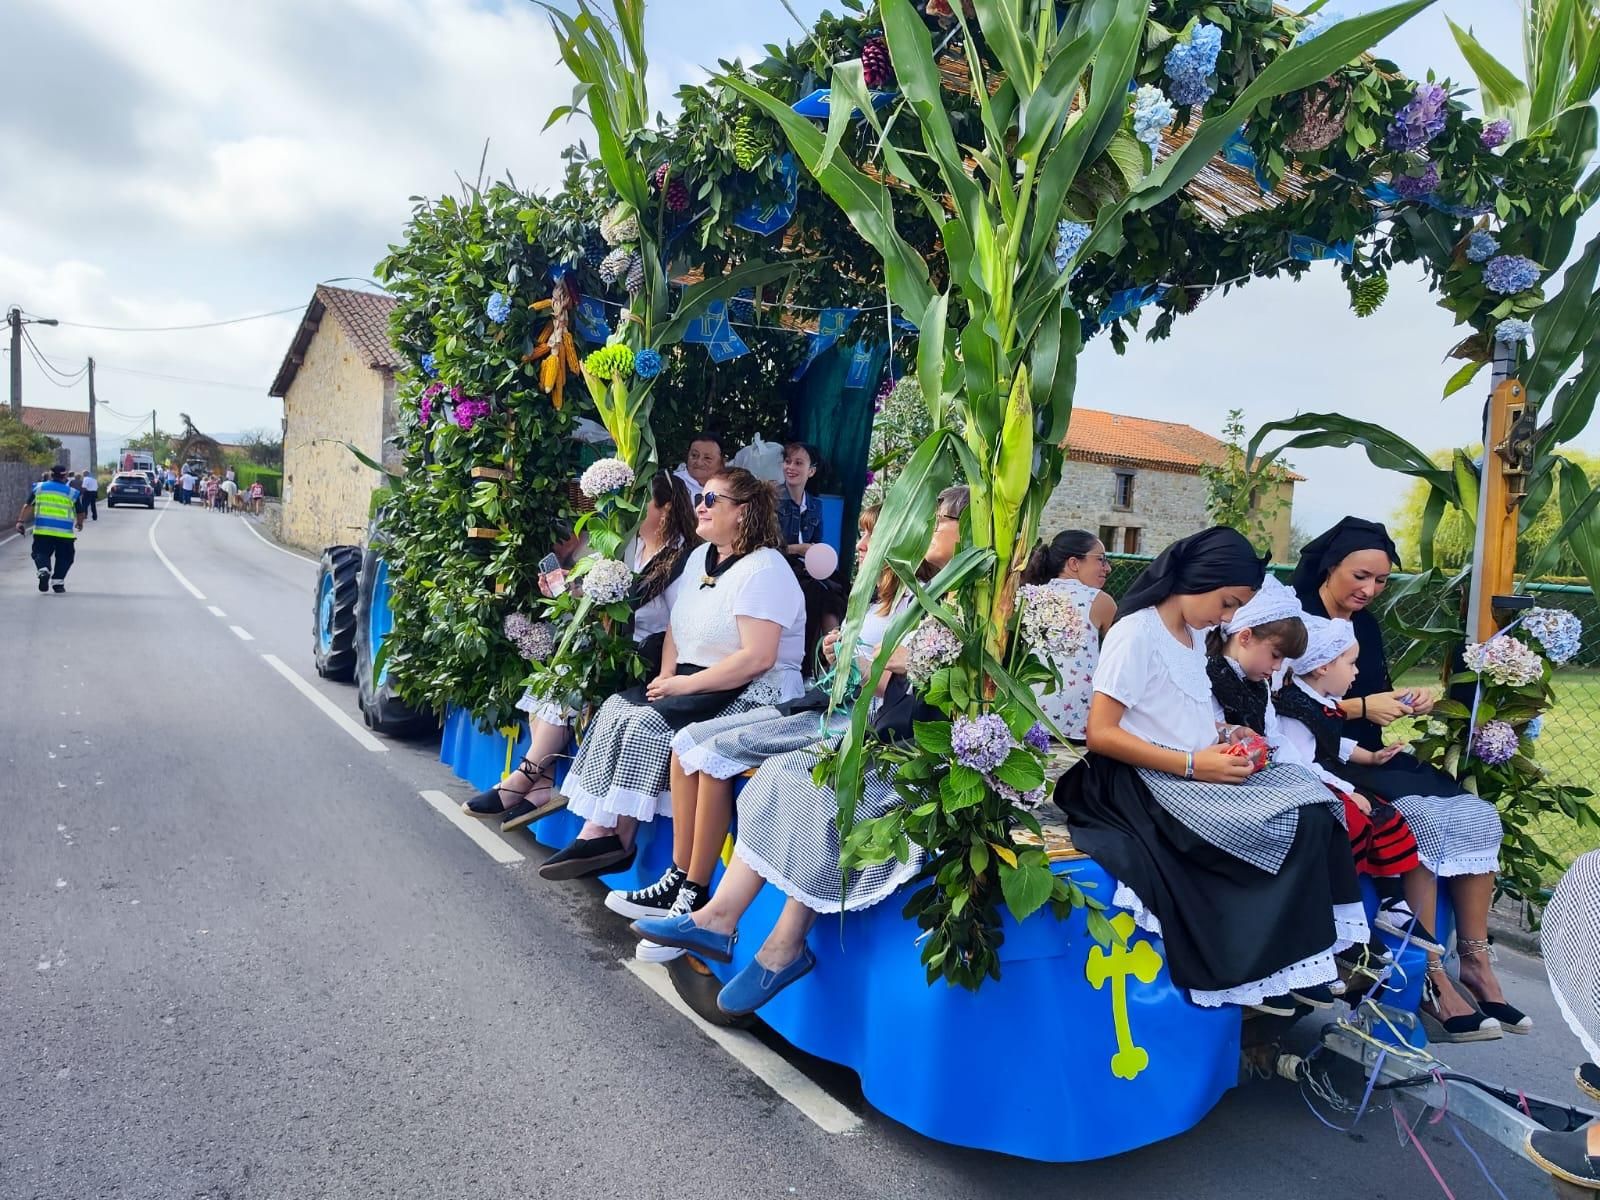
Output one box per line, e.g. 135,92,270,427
635,939,685,964
604,890,675,921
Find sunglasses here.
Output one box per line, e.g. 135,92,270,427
696,490,746,510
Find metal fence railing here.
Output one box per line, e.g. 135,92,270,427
1098,555,1600,883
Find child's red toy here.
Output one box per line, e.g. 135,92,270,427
1223,733,1272,773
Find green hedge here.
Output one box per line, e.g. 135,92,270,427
229,462,282,498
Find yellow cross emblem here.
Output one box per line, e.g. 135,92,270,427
1085,912,1164,1081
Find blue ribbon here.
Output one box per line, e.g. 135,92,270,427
681,300,748,363
1098,285,1167,328
1220,130,1275,193
1287,234,1354,265
790,306,860,380
790,89,896,119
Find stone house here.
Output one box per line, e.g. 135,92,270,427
19,405,91,470
1039,407,1300,562
269,285,403,552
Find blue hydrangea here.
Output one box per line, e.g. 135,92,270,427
486,291,512,323
419,352,438,377
1494,318,1533,346
1055,220,1092,273
1292,10,1342,45
951,713,1015,773
1483,254,1539,295
1524,607,1582,664
1131,85,1175,149
1023,722,1052,753
1393,162,1440,200
1164,22,1222,108
1525,715,1543,740
634,348,663,379
1465,231,1499,263
1386,83,1449,152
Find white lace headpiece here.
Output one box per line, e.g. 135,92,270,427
1222,575,1304,635
1287,614,1357,675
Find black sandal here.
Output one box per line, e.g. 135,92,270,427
1457,937,1533,1034
461,756,558,820
1578,1062,1600,1105
1419,962,1502,1043
1525,1127,1600,1188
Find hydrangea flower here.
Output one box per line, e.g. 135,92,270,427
1494,318,1533,346
451,395,492,431
486,292,512,323
1470,719,1519,765
1483,254,1540,295
1131,85,1175,149
1023,722,1052,753
1393,162,1440,200
1523,607,1582,664
1525,715,1543,740
1463,634,1544,686
579,456,635,499
1386,83,1449,151
1292,10,1341,45
418,381,442,424
1017,582,1090,657
634,348,663,379
951,713,1014,773
581,557,634,605
1465,231,1499,263
992,777,1048,809
1480,118,1512,149
905,617,963,686
1164,23,1222,108
503,613,556,662
1054,220,1092,273
420,352,438,377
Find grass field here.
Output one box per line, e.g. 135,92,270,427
1397,669,1600,886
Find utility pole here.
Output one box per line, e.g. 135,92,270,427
86,358,98,472
8,308,20,419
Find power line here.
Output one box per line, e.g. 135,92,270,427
97,364,261,392
20,329,87,388
55,305,304,333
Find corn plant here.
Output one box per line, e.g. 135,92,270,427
726,0,1432,987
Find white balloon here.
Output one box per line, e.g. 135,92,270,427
804,543,839,580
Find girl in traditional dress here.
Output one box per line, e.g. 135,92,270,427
1527,850,1600,1186
627,487,970,1014
1022,530,1116,744
1056,526,1366,1015
539,468,806,881
1294,517,1526,1034
463,474,698,833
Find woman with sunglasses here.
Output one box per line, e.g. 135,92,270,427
1022,530,1117,744
540,468,806,880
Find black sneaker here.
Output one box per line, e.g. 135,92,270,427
51,582,64,593
666,879,710,915
605,866,686,920
37,568,49,593
461,788,507,818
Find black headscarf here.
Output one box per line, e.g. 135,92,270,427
1118,526,1267,617
1290,516,1401,599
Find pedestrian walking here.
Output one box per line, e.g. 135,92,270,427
247,480,264,514
16,463,84,594
80,469,99,520
221,476,239,512
179,469,196,505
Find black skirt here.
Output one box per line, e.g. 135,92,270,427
1056,755,1362,997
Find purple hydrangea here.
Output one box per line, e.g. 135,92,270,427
1494,318,1533,346
1480,118,1512,149
503,613,556,662
451,395,492,431
418,380,442,424
1393,162,1440,200
1386,83,1449,151
1470,719,1519,766
864,469,876,485
1483,254,1540,295
1466,231,1500,262
1464,635,1544,686
486,292,512,323
951,713,1015,773
1023,722,1051,753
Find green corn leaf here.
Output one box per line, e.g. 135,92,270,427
1247,411,1456,502
1443,358,1488,400
1528,227,1600,408
1447,16,1530,131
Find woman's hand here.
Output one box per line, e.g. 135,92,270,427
537,569,568,599
1373,743,1408,764
1361,691,1415,726
646,673,692,701
1403,687,1436,716
1191,744,1254,784
820,629,841,666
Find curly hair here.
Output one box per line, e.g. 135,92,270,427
706,467,781,554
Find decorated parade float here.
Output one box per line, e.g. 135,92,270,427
309,0,1600,1183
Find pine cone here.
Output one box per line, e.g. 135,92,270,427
625,254,645,295
861,37,892,89
652,162,670,191
1351,274,1389,317
732,114,768,170
582,229,607,270
599,247,632,288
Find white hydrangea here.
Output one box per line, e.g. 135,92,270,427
579,456,635,499
581,557,634,605
1017,582,1089,658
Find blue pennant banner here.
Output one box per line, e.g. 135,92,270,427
790,89,897,119
891,313,919,333
1365,181,1402,206
1286,234,1354,265
682,300,748,363
1219,130,1274,194
1098,285,1167,328
733,153,799,237
574,296,611,343
790,306,860,380
844,338,877,389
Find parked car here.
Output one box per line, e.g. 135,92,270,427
139,469,163,496
106,472,155,509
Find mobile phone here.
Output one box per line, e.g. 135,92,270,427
538,553,560,576
1396,691,1415,705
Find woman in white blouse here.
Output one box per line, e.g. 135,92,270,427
540,467,806,881
1023,529,1116,743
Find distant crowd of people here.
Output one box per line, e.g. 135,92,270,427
169,465,264,513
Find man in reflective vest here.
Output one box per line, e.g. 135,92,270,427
16,463,84,594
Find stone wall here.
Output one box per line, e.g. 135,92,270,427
1038,459,1296,561
0,461,43,529
281,316,389,553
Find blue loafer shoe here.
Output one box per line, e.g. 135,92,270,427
629,914,735,964
716,946,816,1016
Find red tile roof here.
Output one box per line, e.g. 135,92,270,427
1064,408,1303,481
269,285,401,396
19,405,91,437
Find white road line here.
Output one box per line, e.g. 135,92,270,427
0,531,17,548
229,625,255,642
207,605,227,618
238,514,319,564
146,501,206,600
623,959,862,1136
259,653,388,753
418,790,526,865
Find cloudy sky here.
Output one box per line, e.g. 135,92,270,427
5,0,1588,536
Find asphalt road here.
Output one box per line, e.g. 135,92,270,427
1,498,1589,1200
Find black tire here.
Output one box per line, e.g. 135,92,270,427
145,501,155,509
355,521,435,738
666,953,755,1029
313,545,361,681
106,501,115,509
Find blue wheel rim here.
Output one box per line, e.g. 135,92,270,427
368,558,392,685
317,573,335,651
